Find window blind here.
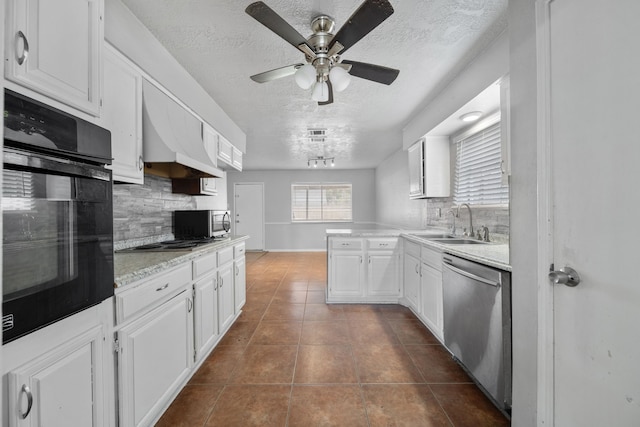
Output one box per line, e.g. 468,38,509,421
454,121,509,205
291,183,352,222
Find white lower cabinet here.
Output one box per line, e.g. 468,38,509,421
193,271,220,362
217,254,236,332
327,237,400,303
117,290,193,427
419,245,444,339
403,252,422,313
234,255,247,313
7,325,106,427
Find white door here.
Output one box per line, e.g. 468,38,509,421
540,0,640,424
234,183,264,250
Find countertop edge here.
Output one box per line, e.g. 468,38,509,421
114,235,250,288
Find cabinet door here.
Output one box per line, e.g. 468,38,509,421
7,326,104,427
103,44,143,184
367,252,400,298
234,256,247,313
218,263,235,332
403,253,421,313
421,262,443,338
118,290,193,427
232,147,243,171
194,274,219,362
203,124,219,167
329,251,365,299
201,178,218,195
5,0,102,115
408,139,424,198
217,136,233,166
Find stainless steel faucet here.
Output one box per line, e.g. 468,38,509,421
481,225,490,242
446,209,456,235
457,203,473,238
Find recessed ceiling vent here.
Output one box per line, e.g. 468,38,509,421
307,128,327,138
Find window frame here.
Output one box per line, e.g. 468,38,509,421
291,182,353,223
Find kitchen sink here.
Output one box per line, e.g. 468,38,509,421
409,233,455,239
429,238,488,245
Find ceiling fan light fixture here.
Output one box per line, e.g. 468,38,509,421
331,159,335,167
329,66,351,92
311,81,329,102
295,64,316,90
314,160,318,168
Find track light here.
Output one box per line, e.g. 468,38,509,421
307,156,335,168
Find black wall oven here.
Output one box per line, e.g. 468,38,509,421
2,90,114,344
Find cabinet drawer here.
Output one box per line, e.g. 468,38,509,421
367,238,397,250
404,240,421,258
421,245,442,269
193,251,217,279
234,242,246,258
116,263,191,324
331,238,363,250
218,246,234,266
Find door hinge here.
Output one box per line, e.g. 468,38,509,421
114,338,121,353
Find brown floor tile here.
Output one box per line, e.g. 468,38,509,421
430,383,510,427
156,384,223,427
204,385,290,427
217,321,258,347
273,290,308,303
304,303,346,321
308,280,327,290
294,345,358,384
406,345,472,383
262,302,305,321
306,290,326,303
250,321,302,345
237,301,269,321
362,384,451,426
229,345,297,384
378,304,418,320
277,280,308,291
288,385,368,427
347,319,400,345
388,319,441,344
300,321,350,345
353,344,424,383
189,346,245,384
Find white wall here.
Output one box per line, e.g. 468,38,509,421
226,169,376,251
508,0,539,424
375,149,425,229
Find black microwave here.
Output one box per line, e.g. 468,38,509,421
174,210,231,239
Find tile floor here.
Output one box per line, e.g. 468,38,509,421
156,252,510,426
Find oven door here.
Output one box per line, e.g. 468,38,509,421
2,148,114,343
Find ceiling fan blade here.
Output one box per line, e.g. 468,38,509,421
341,60,399,85
328,0,394,54
250,63,304,83
318,80,334,106
245,2,313,51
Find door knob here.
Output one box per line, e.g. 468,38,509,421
236,220,240,223
549,266,581,287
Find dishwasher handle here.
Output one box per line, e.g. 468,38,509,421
443,261,500,288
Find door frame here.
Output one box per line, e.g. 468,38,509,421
535,0,555,425
233,182,265,251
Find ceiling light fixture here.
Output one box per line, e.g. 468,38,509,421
460,111,483,122
307,156,335,168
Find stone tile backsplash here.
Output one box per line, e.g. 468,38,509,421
113,175,195,243
424,198,510,240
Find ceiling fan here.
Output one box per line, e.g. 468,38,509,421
245,0,400,106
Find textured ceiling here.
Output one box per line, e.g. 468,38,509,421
120,0,507,170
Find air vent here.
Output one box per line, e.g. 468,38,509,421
307,128,327,138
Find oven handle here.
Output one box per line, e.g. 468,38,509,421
3,148,111,181
442,262,500,288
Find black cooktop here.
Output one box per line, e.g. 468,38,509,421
117,237,229,253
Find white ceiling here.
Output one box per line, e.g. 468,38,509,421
120,0,507,170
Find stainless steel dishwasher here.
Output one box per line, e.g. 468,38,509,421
442,254,512,416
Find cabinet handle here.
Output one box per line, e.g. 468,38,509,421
138,155,144,171
235,266,239,276
368,256,371,264
20,384,33,419
187,298,193,313
360,256,362,264
16,31,29,66
214,279,218,291
220,277,223,287
156,283,169,291
415,264,419,274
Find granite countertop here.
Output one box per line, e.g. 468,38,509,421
327,228,510,272
114,235,249,288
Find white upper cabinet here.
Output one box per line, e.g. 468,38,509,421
217,135,234,166
232,147,243,171
408,137,450,199
103,44,143,184
4,0,103,116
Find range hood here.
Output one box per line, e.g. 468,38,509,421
142,80,225,179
